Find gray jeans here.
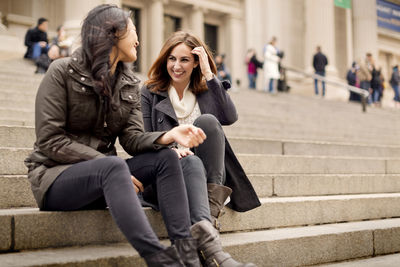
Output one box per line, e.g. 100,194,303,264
180,155,211,224
193,114,226,185
180,114,226,225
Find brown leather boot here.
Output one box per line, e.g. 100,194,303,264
207,183,232,230
175,237,201,267
144,246,184,267
190,220,256,267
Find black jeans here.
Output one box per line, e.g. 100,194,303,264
193,114,226,185
43,149,191,257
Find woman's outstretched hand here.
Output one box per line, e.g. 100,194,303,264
131,175,144,193
192,46,213,81
172,147,194,159
157,124,206,147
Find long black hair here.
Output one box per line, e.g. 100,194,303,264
81,4,130,111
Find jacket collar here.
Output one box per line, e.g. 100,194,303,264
68,47,140,89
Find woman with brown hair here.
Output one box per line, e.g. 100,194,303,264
25,5,209,267
141,31,259,267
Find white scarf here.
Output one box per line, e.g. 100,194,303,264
168,83,197,119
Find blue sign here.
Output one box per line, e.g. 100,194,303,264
377,0,400,32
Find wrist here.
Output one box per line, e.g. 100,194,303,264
204,71,214,81
158,130,175,145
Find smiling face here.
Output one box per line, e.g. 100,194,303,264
115,18,139,63
167,43,199,89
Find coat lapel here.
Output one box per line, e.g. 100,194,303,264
154,91,178,122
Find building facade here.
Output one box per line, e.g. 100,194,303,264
0,0,399,88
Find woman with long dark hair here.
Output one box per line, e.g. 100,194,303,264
25,5,206,266
141,31,259,267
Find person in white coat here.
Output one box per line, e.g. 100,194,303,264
263,37,281,93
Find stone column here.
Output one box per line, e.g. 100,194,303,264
304,0,337,75
148,0,164,64
190,5,204,40
245,0,263,54
346,8,354,67
103,0,121,6
352,0,378,61
245,0,265,90
226,13,245,89
64,0,101,39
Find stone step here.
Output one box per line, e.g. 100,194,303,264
231,119,397,137
0,91,36,103
0,107,34,121
0,175,36,208
234,121,397,138
3,126,400,158
0,108,397,139
0,88,36,97
0,76,44,87
313,253,400,267
0,126,35,148
0,120,33,126
1,218,400,267
0,71,43,81
5,174,400,209
251,174,400,197
239,154,400,175
3,147,400,175
228,137,400,157
2,120,395,144
1,193,400,252
0,99,34,110
0,81,40,91
224,126,400,146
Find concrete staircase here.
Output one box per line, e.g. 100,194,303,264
1,58,400,267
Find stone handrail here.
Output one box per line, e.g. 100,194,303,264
283,65,369,112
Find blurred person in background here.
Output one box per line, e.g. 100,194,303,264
36,25,73,73
24,18,49,60
263,37,281,93
347,61,360,102
358,53,374,104
245,48,263,90
312,46,328,97
390,65,400,107
48,25,72,60
215,53,232,84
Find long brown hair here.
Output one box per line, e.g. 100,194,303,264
145,31,217,94
81,4,130,111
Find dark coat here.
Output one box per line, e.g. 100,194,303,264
313,52,328,72
390,68,399,87
24,27,48,58
141,77,261,212
24,48,165,209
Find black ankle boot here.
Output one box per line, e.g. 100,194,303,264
207,183,232,230
175,237,201,267
144,246,184,267
191,220,256,267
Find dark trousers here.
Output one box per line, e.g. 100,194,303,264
43,150,191,257
193,114,226,185
314,70,326,96
180,155,211,224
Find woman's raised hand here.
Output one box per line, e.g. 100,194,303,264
157,124,206,147
191,46,213,80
